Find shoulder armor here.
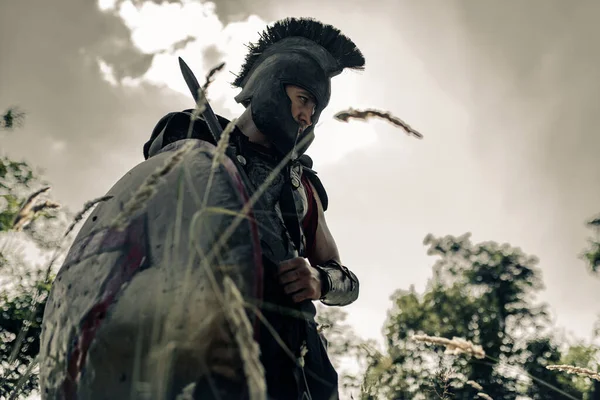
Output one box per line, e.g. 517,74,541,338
143,109,233,159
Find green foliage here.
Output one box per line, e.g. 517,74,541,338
522,338,586,400
582,215,600,274
0,270,53,398
557,344,599,398
1,108,26,131
361,233,590,400
315,304,377,397
0,111,69,397
0,158,37,232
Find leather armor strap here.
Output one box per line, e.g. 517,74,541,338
279,167,303,252
234,131,303,255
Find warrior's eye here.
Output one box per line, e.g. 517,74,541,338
299,96,308,104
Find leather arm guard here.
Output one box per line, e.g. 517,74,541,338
315,260,359,306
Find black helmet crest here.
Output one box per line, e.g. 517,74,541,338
233,17,365,89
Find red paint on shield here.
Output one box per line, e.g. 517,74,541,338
62,216,148,399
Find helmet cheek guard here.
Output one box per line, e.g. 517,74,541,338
236,53,331,158
232,18,365,157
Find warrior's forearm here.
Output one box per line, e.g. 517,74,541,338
316,260,359,306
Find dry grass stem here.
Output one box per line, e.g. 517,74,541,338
298,342,308,368
334,107,424,139
412,334,486,359
475,392,493,400
63,195,113,237
187,89,207,140
11,186,56,231
202,118,238,210
8,355,38,400
199,131,314,268
111,140,197,231
202,62,226,93
175,382,197,400
546,364,600,381
243,302,299,363
7,192,121,368
431,368,454,400
211,119,237,170
466,380,484,391
222,276,266,400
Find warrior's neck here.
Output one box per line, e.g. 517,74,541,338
235,106,272,149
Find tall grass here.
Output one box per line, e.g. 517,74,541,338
3,70,597,400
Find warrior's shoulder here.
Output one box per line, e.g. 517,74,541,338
144,109,232,159
298,154,329,212
155,109,232,142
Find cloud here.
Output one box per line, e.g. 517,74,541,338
117,0,223,54
96,0,380,165
97,59,119,86
98,0,118,11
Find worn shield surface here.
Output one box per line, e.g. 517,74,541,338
38,140,263,399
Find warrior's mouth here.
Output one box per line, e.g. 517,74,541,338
297,122,308,133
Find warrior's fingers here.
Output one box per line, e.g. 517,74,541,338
283,280,307,295
291,288,313,303
278,257,305,272
279,269,300,285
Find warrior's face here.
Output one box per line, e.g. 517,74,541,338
285,84,317,132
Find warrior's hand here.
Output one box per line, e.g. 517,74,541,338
278,257,322,302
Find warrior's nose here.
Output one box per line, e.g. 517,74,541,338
299,113,312,128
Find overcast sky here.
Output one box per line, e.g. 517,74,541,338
2,0,600,349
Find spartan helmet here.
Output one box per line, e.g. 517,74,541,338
232,17,365,158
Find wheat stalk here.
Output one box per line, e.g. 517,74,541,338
334,107,424,139
62,195,113,238
546,364,600,381
222,277,266,400
466,380,483,391
412,334,486,359
11,186,58,231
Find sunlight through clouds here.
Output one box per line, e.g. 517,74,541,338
97,58,119,86
309,73,380,166
95,0,380,165
117,0,223,54
97,0,117,12
96,0,264,111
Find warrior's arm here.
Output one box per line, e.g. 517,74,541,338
307,181,359,307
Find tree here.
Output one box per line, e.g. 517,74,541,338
361,233,592,400
1,109,70,398
582,214,600,274
315,304,376,398
522,338,590,400
1,107,26,131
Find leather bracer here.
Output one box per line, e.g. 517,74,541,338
315,260,359,306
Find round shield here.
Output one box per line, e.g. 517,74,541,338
38,139,264,399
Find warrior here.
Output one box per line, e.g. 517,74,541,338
38,17,363,400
